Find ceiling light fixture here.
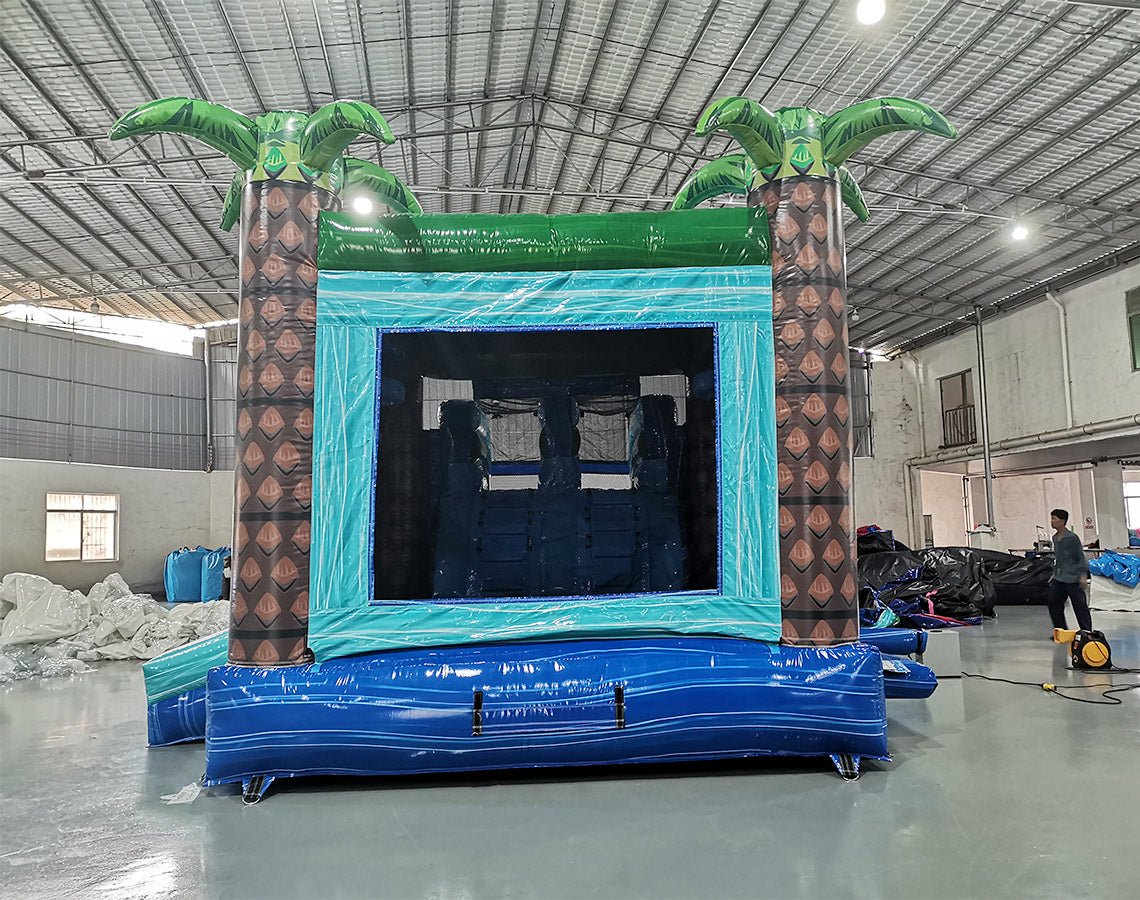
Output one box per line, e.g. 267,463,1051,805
352,195,374,215
856,0,886,25
850,307,861,322
1010,223,1029,241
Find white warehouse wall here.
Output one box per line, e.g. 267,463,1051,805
861,260,1140,548
908,260,1140,450
853,357,922,537
0,458,235,594
208,469,235,549
974,470,1087,551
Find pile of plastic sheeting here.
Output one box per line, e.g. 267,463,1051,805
0,572,229,683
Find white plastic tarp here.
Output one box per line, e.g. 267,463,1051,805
0,571,230,682
1089,575,1140,613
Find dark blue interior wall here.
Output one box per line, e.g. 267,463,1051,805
431,396,686,599
374,400,432,601
681,396,718,590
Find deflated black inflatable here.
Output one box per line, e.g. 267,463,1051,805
857,551,931,607
858,547,998,622
856,529,910,556
967,549,1052,605
918,547,997,617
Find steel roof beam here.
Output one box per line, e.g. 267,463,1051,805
846,3,1073,200
0,255,233,283
644,0,820,203
0,142,211,322
567,0,670,214
849,6,1130,248
441,0,456,212
312,0,339,99
353,0,376,105
912,239,1140,347
399,0,420,191
850,144,1138,330
471,0,502,214
17,1,234,266
598,0,733,213
852,213,1140,347
864,161,1140,226
213,0,268,110
0,220,163,319
883,239,1140,354
0,229,130,316
500,2,563,213
755,0,841,106
542,0,622,214
143,0,212,100
280,0,316,110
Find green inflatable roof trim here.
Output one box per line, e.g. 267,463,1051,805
317,206,771,272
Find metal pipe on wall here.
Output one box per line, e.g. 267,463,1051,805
907,414,1140,467
904,352,928,457
202,336,214,473
973,307,996,528
903,461,918,549
1046,289,1074,429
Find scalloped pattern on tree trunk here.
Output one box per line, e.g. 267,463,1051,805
754,177,858,646
228,180,337,665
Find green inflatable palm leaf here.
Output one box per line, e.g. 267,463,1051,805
836,165,869,222
219,171,245,232
301,102,396,170
671,154,755,210
696,98,784,169
109,97,258,170
343,158,422,214
823,98,956,166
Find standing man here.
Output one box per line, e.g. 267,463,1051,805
1047,508,1093,634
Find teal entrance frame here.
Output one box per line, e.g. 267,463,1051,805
311,260,779,645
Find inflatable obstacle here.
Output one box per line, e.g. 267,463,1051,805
111,90,953,798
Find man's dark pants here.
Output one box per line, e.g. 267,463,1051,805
1047,579,1093,631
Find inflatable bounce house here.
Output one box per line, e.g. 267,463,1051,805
111,92,954,801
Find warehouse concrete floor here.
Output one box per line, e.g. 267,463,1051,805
2,607,1138,900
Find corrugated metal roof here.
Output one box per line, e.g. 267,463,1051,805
0,0,1137,352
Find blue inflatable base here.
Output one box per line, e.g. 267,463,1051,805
201,638,901,787
881,655,938,699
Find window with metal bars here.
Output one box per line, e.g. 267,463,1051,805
45,493,118,562
939,370,977,448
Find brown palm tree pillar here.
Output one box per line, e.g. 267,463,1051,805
107,97,417,665
755,177,858,646
230,178,338,665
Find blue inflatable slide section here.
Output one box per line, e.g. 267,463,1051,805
858,626,926,657
203,638,891,787
148,687,207,746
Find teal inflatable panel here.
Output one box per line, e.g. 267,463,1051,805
312,267,779,632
